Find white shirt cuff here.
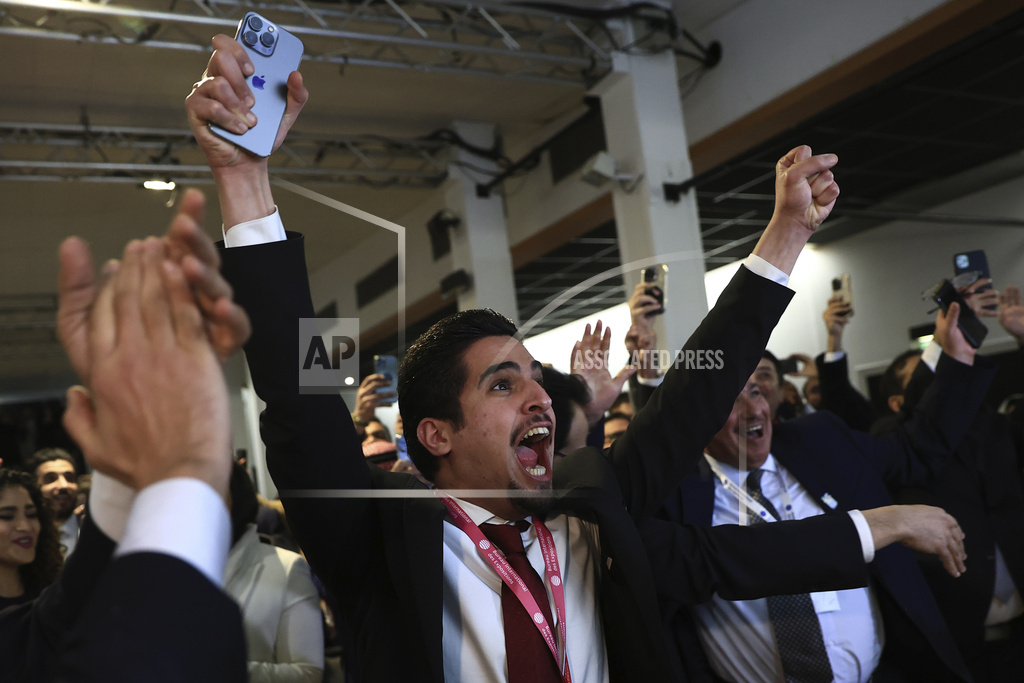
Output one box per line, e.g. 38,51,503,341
823,350,845,363
743,254,790,288
115,478,231,588
921,339,941,372
222,207,286,247
847,509,875,563
87,472,135,543
636,374,665,387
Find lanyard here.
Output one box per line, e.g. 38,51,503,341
703,454,795,525
439,494,572,683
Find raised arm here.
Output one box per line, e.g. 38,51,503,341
598,146,839,522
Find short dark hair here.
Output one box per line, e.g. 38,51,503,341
0,468,63,596
540,367,591,453
760,351,782,386
25,448,77,480
398,309,518,481
878,349,923,412
228,462,259,544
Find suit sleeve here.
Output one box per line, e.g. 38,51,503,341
220,234,393,607
831,353,995,487
605,266,793,522
54,553,247,683
815,352,876,432
640,513,868,603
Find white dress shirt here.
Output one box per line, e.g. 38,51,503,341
693,455,884,683
441,498,608,683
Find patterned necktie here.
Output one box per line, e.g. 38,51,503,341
746,469,835,683
480,521,562,683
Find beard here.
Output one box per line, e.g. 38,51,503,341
507,478,555,517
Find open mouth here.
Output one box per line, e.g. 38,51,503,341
745,424,764,440
13,537,34,549
515,426,552,480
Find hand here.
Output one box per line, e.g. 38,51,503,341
861,505,966,578
752,146,839,276
628,282,661,330
571,321,635,428
354,374,395,424
161,188,251,362
60,238,231,497
934,301,976,365
822,295,853,351
787,353,818,378
998,285,1024,344
186,35,308,171
960,278,999,319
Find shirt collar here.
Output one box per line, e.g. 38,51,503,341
705,452,778,486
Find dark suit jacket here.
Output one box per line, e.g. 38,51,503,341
658,352,995,683
54,553,248,683
880,359,1024,674
221,234,837,682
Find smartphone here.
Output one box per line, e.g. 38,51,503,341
395,434,410,461
831,273,853,317
640,264,668,317
209,12,303,158
932,279,988,349
776,356,800,375
374,355,399,406
954,249,995,311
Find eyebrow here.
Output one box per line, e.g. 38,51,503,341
477,360,544,388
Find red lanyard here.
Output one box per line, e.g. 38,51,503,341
440,495,572,682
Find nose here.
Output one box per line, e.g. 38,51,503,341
525,379,552,415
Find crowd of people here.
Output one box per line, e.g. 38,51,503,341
0,29,1021,683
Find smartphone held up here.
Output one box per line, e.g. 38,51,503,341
210,12,303,158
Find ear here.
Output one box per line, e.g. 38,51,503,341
887,395,904,414
417,418,453,458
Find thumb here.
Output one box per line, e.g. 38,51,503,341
946,301,961,327
612,365,637,391
63,386,102,464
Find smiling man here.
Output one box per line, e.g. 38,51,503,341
657,308,995,683
188,34,843,683
26,448,80,557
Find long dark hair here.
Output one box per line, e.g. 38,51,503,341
0,468,63,597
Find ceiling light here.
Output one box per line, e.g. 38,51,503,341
143,180,176,191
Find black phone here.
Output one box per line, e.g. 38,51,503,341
932,279,988,349
209,12,304,158
776,356,800,375
953,249,996,311
640,265,668,317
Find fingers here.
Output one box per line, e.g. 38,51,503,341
139,239,176,346
165,189,218,269
1002,284,1021,307
62,386,102,467
57,237,97,380
612,364,637,390
113,241,146,346
275,71,310,148
161,258,207,348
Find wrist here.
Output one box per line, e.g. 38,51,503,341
351,413,370,427
826,335,842,354
213,163,275,228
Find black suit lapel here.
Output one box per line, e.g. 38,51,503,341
397,491,446,682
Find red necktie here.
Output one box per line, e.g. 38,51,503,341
481,521,563,683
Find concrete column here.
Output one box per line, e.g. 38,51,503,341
591,20,708,354
444,121,519,324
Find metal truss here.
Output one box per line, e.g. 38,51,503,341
0,0,614,86
0,121,451,187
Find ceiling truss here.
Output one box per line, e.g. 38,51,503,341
0,0,615,86
0,121,451,187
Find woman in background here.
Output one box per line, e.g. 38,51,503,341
0,468,62,611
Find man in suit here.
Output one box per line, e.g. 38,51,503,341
185,35,978,683
0,194,251,683
651,303,994,683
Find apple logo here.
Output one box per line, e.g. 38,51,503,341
252,75,266,90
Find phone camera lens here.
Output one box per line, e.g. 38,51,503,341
242,30,258,47
260,32,276,48
247,16,263,31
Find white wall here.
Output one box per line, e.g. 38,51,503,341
711,175,1024,392
681,0,948,143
